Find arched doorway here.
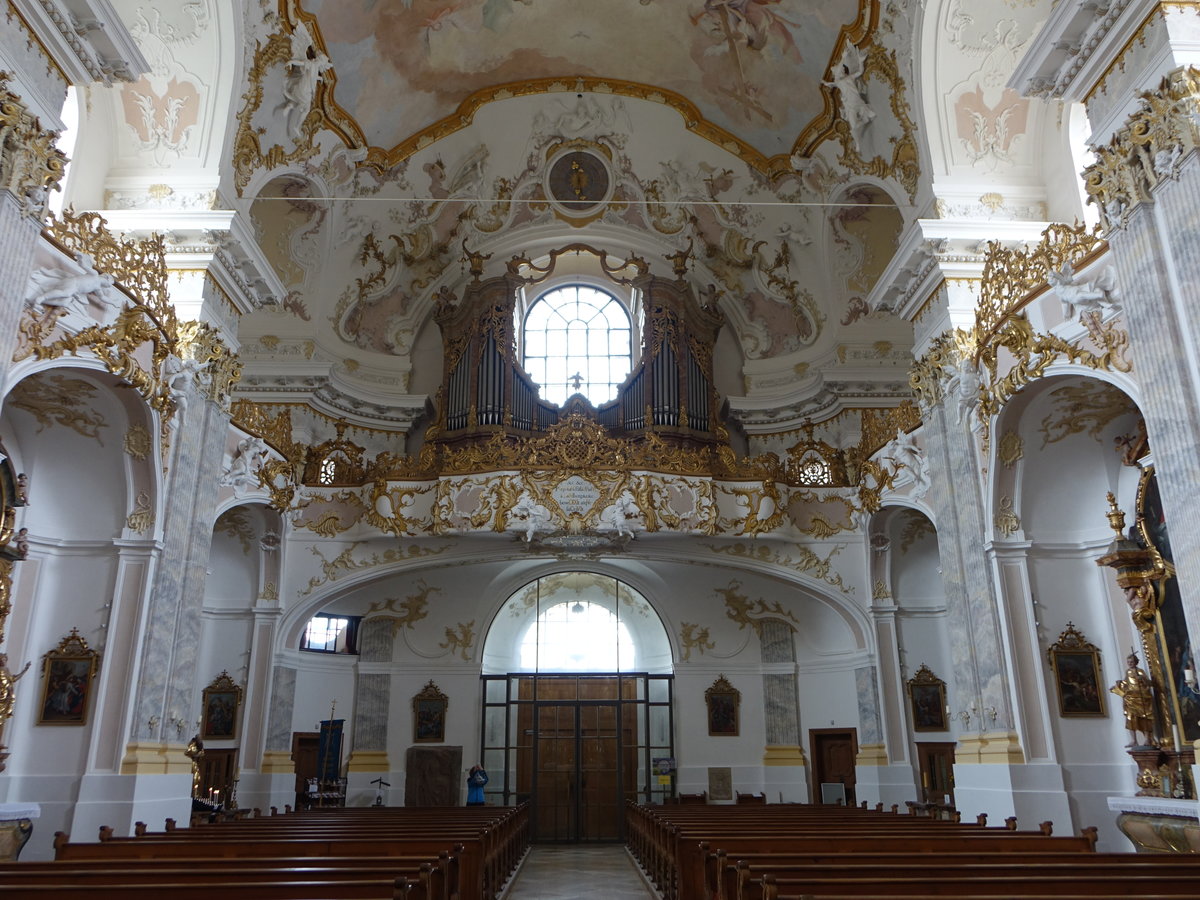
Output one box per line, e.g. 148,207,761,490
480,572,673,841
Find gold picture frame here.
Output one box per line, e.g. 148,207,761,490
705,674,740,736
413,679,448,743
1047,623,1106,718
38,629,99,725
201,670,243,740
907,663,948,732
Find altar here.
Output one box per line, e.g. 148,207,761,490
0,802,39,860
1109,795,1200,853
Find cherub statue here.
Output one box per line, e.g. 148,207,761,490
25,252,120,319
162,354,211,416
506,490,553,542
598,490,643,540
274,23,333,141
1111,651,1156,747
825,42,875,153
1047,261,1121,320
881,428,930,498
220,436,269,496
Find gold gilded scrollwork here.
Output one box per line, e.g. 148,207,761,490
366,579,438,635
1085,66,1200,231
679,623,715,662
0,72,67,219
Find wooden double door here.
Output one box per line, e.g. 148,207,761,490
516,678,636,842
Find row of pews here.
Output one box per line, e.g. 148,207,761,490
0,803,529,899
626,800,1200,900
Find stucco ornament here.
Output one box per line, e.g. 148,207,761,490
596,490,645,541
506,490,554,543
162,353,212,417
880,428,930,499
25,252,122,324
825,42,875,155
1047,261,1121,321
273,20,333,142
220,436,270,496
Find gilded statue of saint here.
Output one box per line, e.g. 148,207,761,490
1111,652,1156,747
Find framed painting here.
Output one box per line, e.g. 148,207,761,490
907,663,948,732
413,679,448,743
201,671,243,740
1047,623,1106,717
38,628,99,725
705,674,740,736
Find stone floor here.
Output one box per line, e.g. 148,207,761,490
502,844,659,899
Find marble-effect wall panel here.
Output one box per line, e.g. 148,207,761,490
352,673,390,751
358,617,393,663
922,401,1012,725
131,394,231,741
265,665,297,752
0,194,41,386
763,673,800,746
855,665,882,745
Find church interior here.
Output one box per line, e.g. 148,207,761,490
2,0,1200,873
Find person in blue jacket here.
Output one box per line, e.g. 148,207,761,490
466,764,488,806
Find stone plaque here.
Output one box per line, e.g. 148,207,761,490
552,475,601,517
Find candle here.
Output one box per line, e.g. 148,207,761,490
1173,725,1183,753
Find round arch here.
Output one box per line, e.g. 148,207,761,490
480,571,672,675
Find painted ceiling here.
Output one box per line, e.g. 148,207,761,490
298,0,868,164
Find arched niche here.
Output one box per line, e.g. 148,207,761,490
480,571,672,675
995,373,1142,544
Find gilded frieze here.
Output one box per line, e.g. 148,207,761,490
997,430,1024,469
0,73,67,219
1038,382,1137,447
439,621,476,661
898,513,934,553
364,482,434,536
1085,66,1200,230
123,424,152,460
365,579,438,635
291,491,365,537
214,508,256,555
709,542,853,594
126,491,154,534
717,579,801,632
300,541,447,596
994,497,1020,538
679,623,715,662
7,375,107,442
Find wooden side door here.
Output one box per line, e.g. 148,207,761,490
291,731,319,809
916,741,956,807
810,728,858,806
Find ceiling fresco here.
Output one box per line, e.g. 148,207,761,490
296,0,870,165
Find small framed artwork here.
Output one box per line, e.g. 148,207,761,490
907,663,948,732
38,628,100,725
413,680,448,743
201,671,243,740
1048,622,1106,717
705,674,740,736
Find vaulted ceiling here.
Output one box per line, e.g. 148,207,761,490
76,0,1072,443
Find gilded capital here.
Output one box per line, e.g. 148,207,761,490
0,73,67,220
1085,66,1200,231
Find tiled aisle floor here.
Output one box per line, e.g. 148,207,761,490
502,844,659,899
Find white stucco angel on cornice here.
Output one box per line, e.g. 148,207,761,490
880,428,930,499
507,490,554,542
597,490,645,541
220,436,270,496
1047,260,1121,321
25,252,122,322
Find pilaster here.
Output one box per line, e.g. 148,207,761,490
0,75,65,390
1085,67,1200,668
125,386,230,759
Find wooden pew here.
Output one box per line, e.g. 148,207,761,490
44,804,529,900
